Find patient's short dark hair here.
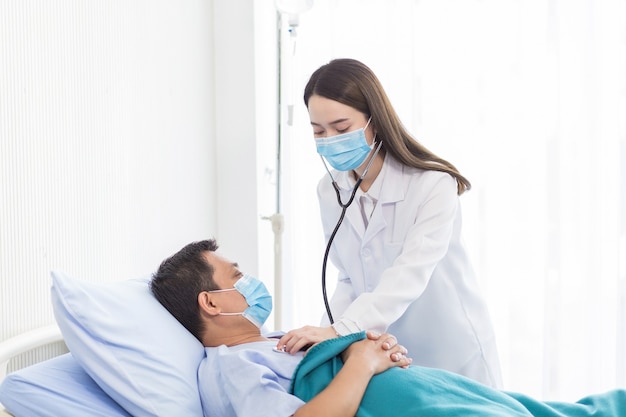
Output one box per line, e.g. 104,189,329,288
150,239,219,341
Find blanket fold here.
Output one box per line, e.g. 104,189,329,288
290,331,626,417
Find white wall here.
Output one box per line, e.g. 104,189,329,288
0,0,220,351
213,0,261,272
0,0,275,351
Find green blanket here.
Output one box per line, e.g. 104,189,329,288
289,332,626,416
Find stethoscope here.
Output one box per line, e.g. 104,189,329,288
320,140,383,324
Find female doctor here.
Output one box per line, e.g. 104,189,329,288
277,58,503,388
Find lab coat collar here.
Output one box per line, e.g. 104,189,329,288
333,155,407,241
333,155,405,205
377,156,405,204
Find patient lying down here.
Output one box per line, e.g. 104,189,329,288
150,239,626,417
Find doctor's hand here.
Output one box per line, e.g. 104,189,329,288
276,325,337,355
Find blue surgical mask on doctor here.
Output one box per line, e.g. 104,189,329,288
315,118,376,171
208,274,272,328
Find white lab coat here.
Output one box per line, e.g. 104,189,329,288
318,155,503,388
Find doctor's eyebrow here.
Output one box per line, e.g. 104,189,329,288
310,118,350,127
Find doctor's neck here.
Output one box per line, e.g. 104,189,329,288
353,151,385,193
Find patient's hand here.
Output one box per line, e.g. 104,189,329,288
365,331,410,367
276,325,337,354
342,331,412,374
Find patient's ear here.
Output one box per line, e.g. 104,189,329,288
198,292,221,317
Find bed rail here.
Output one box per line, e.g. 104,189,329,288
0,325,63,383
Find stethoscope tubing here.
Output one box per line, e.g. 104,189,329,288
321,141,383,325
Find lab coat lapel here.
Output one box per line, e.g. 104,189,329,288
362,157,405,245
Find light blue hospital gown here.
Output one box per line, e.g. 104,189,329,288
198,340,305,417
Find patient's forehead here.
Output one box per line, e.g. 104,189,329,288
204,250,239,267
201,251,241,287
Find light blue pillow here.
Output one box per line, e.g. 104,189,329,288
50,271,205,417
0,353,130,417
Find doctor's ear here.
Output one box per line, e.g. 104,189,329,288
198,291,221,316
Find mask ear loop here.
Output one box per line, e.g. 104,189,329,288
208,288,237,293
321,139,383,325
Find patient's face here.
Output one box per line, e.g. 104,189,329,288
202,251,248,313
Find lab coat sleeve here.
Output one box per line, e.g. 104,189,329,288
339,172,459,333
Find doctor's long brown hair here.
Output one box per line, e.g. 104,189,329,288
304,58,471,195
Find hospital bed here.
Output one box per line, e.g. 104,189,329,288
3,272,626,416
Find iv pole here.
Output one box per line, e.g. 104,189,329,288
263,9,286,332
266,0,312,331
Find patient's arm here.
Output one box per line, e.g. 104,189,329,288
292,331,411,417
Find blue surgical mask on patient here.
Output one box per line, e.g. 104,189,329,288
315,118,376,171
208,274,273,328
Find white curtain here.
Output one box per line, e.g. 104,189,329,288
274,0,626,401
